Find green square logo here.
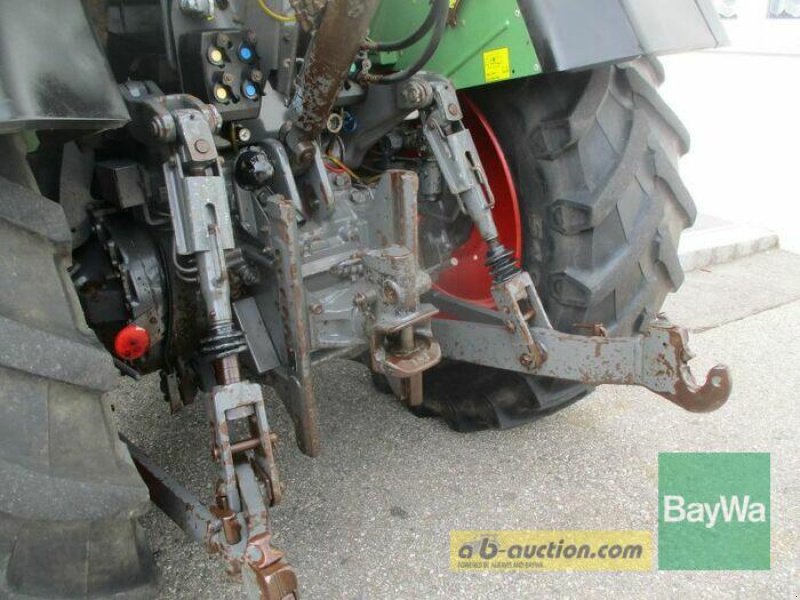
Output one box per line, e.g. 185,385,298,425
658,453,770,570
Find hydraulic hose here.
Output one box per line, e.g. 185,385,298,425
362,0,438,52
360,0,449,85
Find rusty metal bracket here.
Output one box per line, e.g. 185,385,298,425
489,270,551,369
210,382,282,512
264,194,321,457
122,433,299,600
433,315,732,413
360,170,443,407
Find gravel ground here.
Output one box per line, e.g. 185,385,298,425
112,251,800,599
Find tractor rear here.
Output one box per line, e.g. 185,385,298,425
0,1,729,598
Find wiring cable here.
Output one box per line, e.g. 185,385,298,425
257,0,296,23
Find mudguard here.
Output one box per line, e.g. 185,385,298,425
371,0,727,90
520,0,728,74
0,0,129,133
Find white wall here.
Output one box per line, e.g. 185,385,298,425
659,15,800,252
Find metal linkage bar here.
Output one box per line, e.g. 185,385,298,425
122,435,218,544
211,382,282,513
121,85,298,599
433,316,732,413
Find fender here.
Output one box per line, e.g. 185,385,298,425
520,0,728,74
371,0,728,90
0,0,129,133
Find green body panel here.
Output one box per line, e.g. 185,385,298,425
370,0,542,90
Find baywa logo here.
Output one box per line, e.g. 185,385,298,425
658,453,770,570
663,494,766,529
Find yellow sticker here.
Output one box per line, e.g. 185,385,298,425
451,530,653,572
483,47,511,83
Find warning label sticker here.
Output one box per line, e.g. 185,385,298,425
483,47,512,83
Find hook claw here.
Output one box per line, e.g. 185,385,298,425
658,363,732,413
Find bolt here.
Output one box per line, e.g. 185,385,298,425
237,127,252,142
149,115,173,141
519,353,534,367
310,303,324,315
403,87,422,106
353,292,368,310
448,103,461,117
216,33,231,48
222,72,235,86
195,139,211,154
383,284,398,304
334,172,350,187
400,80,430,108
250,69,264,83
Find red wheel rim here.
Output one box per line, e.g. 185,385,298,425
432,95,522,309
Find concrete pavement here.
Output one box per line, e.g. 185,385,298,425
678,214,778,273
112,249,800,599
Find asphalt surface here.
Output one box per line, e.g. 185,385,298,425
112,250,800,599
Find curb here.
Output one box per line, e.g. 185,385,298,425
679,220,779,272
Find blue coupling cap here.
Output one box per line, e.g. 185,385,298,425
343,111,358,134
238,45,254,62
242,81,259,100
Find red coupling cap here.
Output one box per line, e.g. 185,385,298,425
113,324,151,361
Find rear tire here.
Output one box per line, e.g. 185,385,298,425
420,58,697,431
0,146,156,599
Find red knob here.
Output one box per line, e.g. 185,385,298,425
113,324,151,361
